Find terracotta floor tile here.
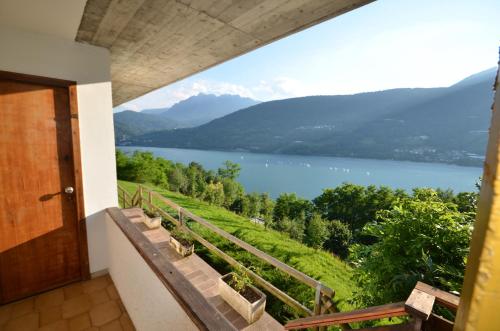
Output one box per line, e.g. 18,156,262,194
64,283,83,300
39,305,62,326
106,285,120,301
88,289,109,306
0,304,12,326
38,319,69,331
115,299,126,313
3,312,38,331
68,313,91,331
35,289,65,310
119,313,135,331
99,320,123,331
61,295,91,319
89,301,121,327
9,298,34,319
82,277,109,294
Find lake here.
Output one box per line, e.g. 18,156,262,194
118,146,483,199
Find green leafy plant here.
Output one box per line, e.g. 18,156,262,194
170,227,194,246
144,209,161,218
230,267,253,293
350,192,474,306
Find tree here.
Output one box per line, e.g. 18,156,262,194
231,195,251,216
221,178,244,208
453,192,478,213
168,166,188,192
184,162,207,198
247,193,262,217
218,160,241,180
115,150,131,180
323,220,352,259
351,193,474,306
313,184,400,241
259,193,275,228
304,214,328,249
273,193,313,230
204,181,225,206
282,214,306,242
116,151,170,187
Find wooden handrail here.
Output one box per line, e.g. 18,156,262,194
284,302,408,330
414,282,459,311
404,289,435,320
181,207,334,297
186,225,313,316
119,183,341,324
284,281,461,331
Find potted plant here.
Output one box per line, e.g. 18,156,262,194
169,228,195,257
218,269,266,324
143,209,162,229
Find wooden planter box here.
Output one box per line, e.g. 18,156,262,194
169,235,194,257
143,216,161,229
218,273,266,324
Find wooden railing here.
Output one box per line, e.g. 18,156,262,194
284,281,459,331
118,184,344,328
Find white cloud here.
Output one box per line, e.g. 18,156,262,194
116,80,257,111
249,76,331,101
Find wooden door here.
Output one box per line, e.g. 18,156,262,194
0,73,87,303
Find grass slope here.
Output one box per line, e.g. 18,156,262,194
118,180,358,320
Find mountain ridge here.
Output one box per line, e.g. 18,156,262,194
122,68,497,166
114,93,260,142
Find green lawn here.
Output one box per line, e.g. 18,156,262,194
118,180,358,321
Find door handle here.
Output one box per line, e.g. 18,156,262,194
64,187,74,194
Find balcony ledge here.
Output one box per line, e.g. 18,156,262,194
106,207,281,331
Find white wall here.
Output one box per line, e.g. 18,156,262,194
105,213,198,331
0,26,117,273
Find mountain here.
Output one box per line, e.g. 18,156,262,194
113,111,179,143
152,93,260,127
128,68,497,166
114,94,259,143
141,107,169,115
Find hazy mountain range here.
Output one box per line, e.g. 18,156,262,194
117,68,497,166
114,94,259,142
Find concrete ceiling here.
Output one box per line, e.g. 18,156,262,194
76,0,374,106
0,0,87,40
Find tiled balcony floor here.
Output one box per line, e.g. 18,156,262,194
0,275,135,331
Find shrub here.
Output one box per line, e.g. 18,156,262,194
350,193,474,306
304,214,329,249
323,220,352,259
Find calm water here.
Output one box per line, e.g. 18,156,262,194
118,146,483,199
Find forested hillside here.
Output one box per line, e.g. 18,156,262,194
130,68,496,166
113,110,181,142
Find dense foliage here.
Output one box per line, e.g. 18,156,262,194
350,190,475,306
116,150,478,309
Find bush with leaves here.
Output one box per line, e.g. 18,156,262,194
350,192,474,306
313,184,405,241
323,220,352,259
305,214,329,249
273,193,314,231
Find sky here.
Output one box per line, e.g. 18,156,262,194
115,0,500,112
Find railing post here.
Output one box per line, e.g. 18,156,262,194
313,284,322,331
138,185,143,208
122,190,126,208
179,208,183,227
148,190,153,211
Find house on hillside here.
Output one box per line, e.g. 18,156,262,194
0,1,499,330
